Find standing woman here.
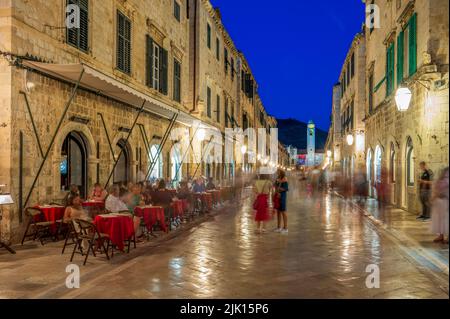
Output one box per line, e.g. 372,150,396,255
253,174,272,233
274,170,289,234
431,167,449,244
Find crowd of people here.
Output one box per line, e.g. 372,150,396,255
292,161,449,244
61,176,223,241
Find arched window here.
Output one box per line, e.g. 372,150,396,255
149,145,163,180
171,145,182,183
366,149,373,183
60,131,88,197
406,137,414,186
374,145,383,184
114,139,130,184
390,143,396,183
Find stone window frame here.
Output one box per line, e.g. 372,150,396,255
173,0,181,22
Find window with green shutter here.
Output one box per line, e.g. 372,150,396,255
224,48,229,74
173,59,181,102
66,0,89,52
216,95,221,123
216,38,220,60
408,13,417,76
207,87,212,118
117,11,131,74
386,42,395,96
207,24,211,49
397,30,404,85
159,47,168,95
145,35,153,87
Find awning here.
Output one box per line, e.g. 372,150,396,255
22,61,211,129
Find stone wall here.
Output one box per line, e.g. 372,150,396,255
364,0,449,212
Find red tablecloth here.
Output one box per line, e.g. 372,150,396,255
194,193,213,210
134,206,167,233
180,199,189,212
35,205,65,234
207,190,221,204
94,215,134,251
171,200,184,218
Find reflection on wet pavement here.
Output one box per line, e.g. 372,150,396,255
0,179,448,299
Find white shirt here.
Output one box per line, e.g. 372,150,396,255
105,195,129,213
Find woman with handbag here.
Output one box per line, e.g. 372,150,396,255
253,174,272,233
274,170,289,234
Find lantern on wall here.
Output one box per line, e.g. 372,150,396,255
326,150,332,158
395,87,412,111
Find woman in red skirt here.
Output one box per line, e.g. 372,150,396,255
253,174,272,233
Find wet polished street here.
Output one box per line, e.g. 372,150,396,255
0,179,448,299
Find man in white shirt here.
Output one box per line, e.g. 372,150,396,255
105,185,129,213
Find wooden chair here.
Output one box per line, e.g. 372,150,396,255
61,220,80,255
70,219,110,266
21,207,55,245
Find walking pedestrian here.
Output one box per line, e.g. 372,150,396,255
253,174,272,233
274,169,289,234
417,162,433,220
431,167,449,244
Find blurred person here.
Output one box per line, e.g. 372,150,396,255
105,185,129,213
89,183,107,202
206,177,216,190
253,174,272,233
431,167,449,244
192,177,206,193
273,170,289,234
417,162,433,220
63,194,90,223
64,184,80,207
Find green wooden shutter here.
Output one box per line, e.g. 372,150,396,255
397,31,404,86
408,13,417,76
159,48,168,95
386,43,395,96
146,35,154,87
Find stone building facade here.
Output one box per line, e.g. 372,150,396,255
0,0,284,242
364,0,449,212
335,32,366,181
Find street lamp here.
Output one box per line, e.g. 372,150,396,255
326,150,332,158
395,87,412,111
241,145,247,155
346,134,354,146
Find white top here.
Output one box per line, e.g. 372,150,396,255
105,195,129,213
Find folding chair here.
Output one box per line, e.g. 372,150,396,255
21,207,55,245
61,220,80,255
70,219,110,266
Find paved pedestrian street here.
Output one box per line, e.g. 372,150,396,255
0,179,448,299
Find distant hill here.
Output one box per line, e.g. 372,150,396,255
276,118,328,151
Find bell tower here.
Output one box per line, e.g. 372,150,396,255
307,120,315,166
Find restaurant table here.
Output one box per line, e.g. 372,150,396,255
194,192,213,211
134,206,167,233
94,214,134,251
82,200,105,217
207,190,221,205
180,199,189,212
171,200,184,218
35,205,65,234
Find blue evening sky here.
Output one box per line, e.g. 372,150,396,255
209,0,365,131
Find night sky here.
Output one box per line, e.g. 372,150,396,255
210,0,365,131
